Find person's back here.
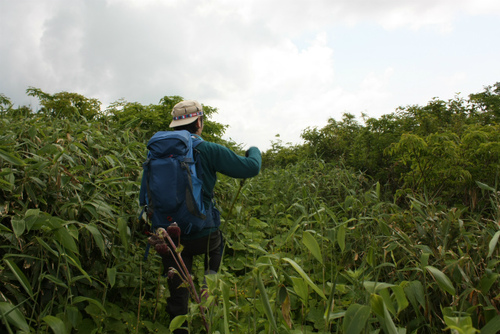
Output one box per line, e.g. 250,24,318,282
159,100,261,333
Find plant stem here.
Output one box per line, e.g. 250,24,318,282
164,233,209,332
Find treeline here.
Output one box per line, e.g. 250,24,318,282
265,82,500,212
1,83,500,333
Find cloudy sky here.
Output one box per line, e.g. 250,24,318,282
1,0,500,150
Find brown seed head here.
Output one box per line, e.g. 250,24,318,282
167,222,181,238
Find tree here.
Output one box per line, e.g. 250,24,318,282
469,82,500,123
26,87,101,120
107,95,230,145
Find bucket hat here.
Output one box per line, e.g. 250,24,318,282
169,100,204,128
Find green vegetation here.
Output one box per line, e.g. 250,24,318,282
1,84,500,333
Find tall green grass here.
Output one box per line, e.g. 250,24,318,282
1,109,500,333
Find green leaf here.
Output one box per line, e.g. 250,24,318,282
65,306,80,328
391,285,409,314
35,237,60,257
40,274,68,289
11,219,25,238
382,300,399,334
283,257,326,299
444,315,477,334
403,280,426,310
107,267,117,288
83,224,105,256
4,259,34,297
63,253,91,283
0,177,13,191
42,315,66,334
481,315,500,334
54,227,79,254
479,271,499,294
169,315,187,332
255,269,279,332
370,293,385,317
302,230,323,264
0,148,25,166
488,230,500,258
0,301,30,332
363,281,395,294
425,266,456,295
337,224,346,252
380,288,396,316
291,276,309,302
343,303,370,334
476,181,496,192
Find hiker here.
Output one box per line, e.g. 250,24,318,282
162,100,261,332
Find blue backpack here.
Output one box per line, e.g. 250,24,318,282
139,130,206,235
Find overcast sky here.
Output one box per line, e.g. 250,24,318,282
1,0,500,150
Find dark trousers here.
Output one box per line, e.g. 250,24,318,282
161,229,223,331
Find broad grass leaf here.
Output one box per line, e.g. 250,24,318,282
0,177,13,191
35,237,60,257
337,224,346,252
487,230,500,258
65,306,80,328
291,276,309,302
42,315,66,334
255,270,279,332
283,257,326,300
327,311,346,322
425,266,456,295
248,243,268,254
370,294,399,334
0,148,25,165
0,222,12,232
107,267,117,288
444,316,476,334
82,223,105,256
41,273,68,289
476,181,495,192
0,301,30,332
363,281,395,294
481,314,500,334
4,259,34,297
343,303,370,334
302,230,323,264
54,227,79,254
380,288,396,316
370,293,385,317
391,285,409,314
382,300,400,334
169,315,187,332
403,280,426,310
479,271,499,294
64,253,91,283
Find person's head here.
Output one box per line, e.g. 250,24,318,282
169,100,204,134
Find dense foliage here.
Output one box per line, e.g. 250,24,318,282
1,84,500,333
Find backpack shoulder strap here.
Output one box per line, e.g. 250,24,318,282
191,135,203,148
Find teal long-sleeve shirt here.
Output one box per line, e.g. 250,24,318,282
184,135,262,239
196,137,262,208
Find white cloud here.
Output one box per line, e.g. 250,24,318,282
1,0,500,150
